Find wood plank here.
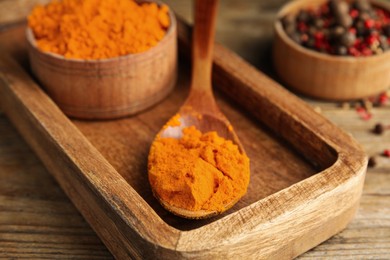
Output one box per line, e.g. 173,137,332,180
0,116,113,259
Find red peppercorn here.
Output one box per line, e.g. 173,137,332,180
300,33,309,42
350,9,359,19
353,37,362,47
383,149,390,158
324,42,331,52
314,31,325,40
364,19,375,28
348,27,357,35
375,21,382,30
298,22,308,32
366,35,379,45
315,40,323,50
356,106,372,120
378,93,389,105
348,47,361,56
376,9,385,19
362,48,373,56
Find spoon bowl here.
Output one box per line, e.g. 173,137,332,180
156,191,241,219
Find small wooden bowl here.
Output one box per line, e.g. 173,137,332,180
273,0,390,101
26,2,177,119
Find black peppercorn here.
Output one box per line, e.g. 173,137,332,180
330,26,345,43
372,123,390,134
355,20,367,37
383,24,390,37
368,156,377,168
304,38,316,49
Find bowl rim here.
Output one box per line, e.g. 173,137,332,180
26,0,177,63
274,0,390,62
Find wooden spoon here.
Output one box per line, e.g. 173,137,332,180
149,0,247,219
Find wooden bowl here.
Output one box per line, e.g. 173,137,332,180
26,2,177,119
273,0,390,101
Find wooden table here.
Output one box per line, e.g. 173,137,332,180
0,0,389,258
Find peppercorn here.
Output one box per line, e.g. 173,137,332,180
373,123,385,134
355,20,367,37
350,9,359,19
378,92,389,105
373,123,390,134
329,26,345,45
383,24,390,37
368,156,377,167
340,31,357,46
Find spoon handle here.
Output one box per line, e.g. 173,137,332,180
191,0,219,91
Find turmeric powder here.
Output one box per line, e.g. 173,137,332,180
28,0,170,59
148,124,250,213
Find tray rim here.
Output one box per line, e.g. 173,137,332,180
0,21,367,258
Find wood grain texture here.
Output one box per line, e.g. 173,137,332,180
0,0,388,259
0,116,113,259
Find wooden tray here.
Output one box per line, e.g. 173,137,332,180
0,20,367,259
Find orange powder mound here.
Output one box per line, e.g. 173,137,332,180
148,126,250,212
28,0,170,59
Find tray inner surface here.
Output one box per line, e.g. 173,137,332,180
74,65,332,231
2,25,337,231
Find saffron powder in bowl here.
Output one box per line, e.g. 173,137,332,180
26,0,177,119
